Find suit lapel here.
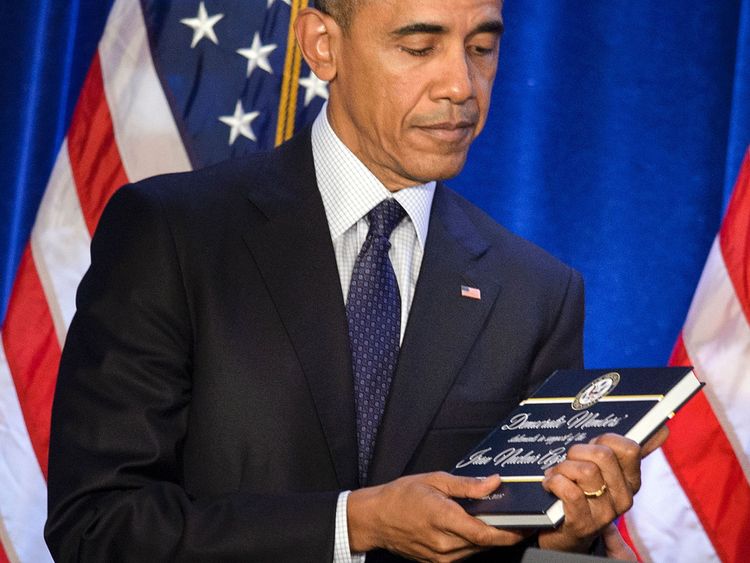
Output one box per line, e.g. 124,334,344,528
239,131,359,490
368,186,502,485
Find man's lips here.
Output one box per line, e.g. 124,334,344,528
420,120,476,130
416,121,476,143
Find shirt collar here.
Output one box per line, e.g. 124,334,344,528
311,103,435,247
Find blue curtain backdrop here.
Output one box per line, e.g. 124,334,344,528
1,1,749,368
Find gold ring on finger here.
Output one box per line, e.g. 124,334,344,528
583,483,607,498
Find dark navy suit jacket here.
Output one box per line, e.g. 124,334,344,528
45,128,583,561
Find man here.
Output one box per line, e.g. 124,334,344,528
45,0,660,561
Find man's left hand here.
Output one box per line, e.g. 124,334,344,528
537,427,668,552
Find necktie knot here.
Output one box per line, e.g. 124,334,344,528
367,199,406,240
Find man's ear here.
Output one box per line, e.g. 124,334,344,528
294,8,339,82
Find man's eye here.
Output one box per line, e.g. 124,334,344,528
469,44,497,57
400,46,433,57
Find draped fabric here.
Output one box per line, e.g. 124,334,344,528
620,152,750,562
0,1,748,562
457,1,750,368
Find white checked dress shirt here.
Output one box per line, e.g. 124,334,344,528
310,104,435,562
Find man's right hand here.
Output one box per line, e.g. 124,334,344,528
346,472,526,562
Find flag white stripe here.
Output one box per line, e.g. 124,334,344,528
628,234,750,561
0,4,193,562
0,340,53,563
628,449,719,563
682,238,750,479
98,0,191,183
29,142,92,347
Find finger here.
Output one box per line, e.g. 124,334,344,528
394,539,480,563
455,520,527,548
429,472,503,499
642,425,669,457
541,473,599,543
602,523,638,561
588,434,642,496
410,544,482,563
420,548,481,562
407,519,480,559
410,518,506,561
434,499,526,548
455,524,527,549
543,460,617,524
545,458,605,491
563,443,633,515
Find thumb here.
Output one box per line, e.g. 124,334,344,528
432,473,502,499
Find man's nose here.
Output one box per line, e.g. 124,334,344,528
432,49,475,104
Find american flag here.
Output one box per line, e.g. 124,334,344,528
620,149,750,562
0,1,325,560
460,285,482,300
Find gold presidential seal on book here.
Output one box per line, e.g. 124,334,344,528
571,371,621,410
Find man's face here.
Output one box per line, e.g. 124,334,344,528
326,0,503,190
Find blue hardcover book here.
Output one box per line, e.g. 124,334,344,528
452,367,703,527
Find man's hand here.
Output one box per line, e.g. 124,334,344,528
538,427,669,553
347,472,526,562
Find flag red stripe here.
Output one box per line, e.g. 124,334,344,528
662,334,750,563
67,52,129,235
615,517,641,562
668,331,690,366
0,542,9,563
720,149,750,326
1,248,62,479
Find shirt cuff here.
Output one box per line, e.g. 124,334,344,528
333,490,366,563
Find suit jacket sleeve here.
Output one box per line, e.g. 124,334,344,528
45,186,338,562
525,264,585,397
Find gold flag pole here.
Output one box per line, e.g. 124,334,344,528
275,0,308,146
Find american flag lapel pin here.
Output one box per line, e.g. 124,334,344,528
460,285,481,300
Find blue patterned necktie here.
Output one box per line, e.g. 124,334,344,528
346,198,406,485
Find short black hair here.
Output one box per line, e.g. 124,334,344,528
315,0,360,29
